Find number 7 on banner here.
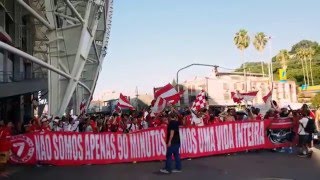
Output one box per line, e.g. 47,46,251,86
13,142,25,157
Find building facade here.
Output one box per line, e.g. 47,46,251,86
0,1,113,126
180,71,297,107
0,0,46,125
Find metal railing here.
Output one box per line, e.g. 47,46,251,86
0,71,47,83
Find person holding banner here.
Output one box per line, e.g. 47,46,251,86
160,111,182,174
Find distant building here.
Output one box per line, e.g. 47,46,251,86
297,85,320,103
93,90,119,101
180,71,297,107
131,94,154,110
89,93,154,113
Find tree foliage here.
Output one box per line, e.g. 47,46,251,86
290,40,318,53
275,50,290,70
253,32,268,52
235,40,320,87
234,29,250,51
311,93,320,107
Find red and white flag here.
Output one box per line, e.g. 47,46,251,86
154,83,183,105
241,91,258,102
117,93,135,110
263,85,273,104
231,91,258,103
191,90,207,111
151,97,167,115
231,91,243,104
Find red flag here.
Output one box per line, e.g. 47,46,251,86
263,88,272,104
117,93,135,110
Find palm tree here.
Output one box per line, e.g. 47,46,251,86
275,50,290,70
253,32,268,76
296,48,309,86
306,47,316,86
234,29,250,91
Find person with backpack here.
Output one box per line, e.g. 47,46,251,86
298,109,316,158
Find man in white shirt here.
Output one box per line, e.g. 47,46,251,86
63,121,71,132
191,111,204,126
85,119,93,132
298,111,312,157
70,116,80,132
126,118,139,133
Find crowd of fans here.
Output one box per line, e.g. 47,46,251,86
1,100,319,136
1,100,320,159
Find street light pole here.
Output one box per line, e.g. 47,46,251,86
176,63,218,92
176,63,218,103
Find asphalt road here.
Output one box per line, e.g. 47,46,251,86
1,148,320,180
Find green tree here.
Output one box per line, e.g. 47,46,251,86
234,29,250,90
296,48,309,86
311,93,320,107
291,40,318,53
275,50,290,70
253,32,268,76
315,45,320,54
306,47,316,85
236,40,320,87
234,29,250,51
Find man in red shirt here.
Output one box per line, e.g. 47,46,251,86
182,110,192,127
160,116,169,128
118,114,129,132
110,114,120,132
0,121,13,139
29,118,40,133
202,109,211,125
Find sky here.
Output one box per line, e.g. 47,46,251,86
94,0,320,99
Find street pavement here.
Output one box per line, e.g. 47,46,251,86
1,148,320,180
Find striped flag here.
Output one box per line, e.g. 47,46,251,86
154,83,183,105
117,93,135,110
80,99,86,115
240,91,259,102
231,91,259,103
